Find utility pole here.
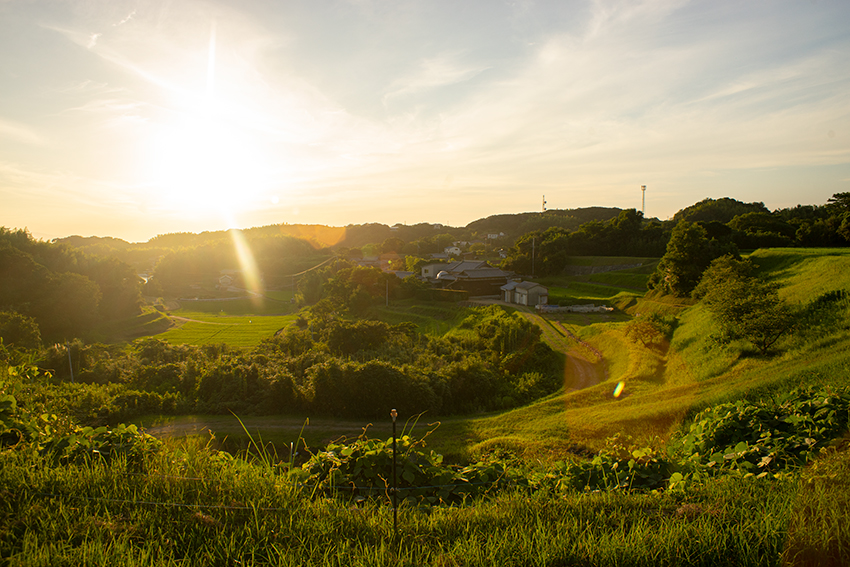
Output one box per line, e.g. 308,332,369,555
531,237,535,277
390,408,398,539
66,342,74,383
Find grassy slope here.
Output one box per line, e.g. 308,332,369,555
432,248,850,461
155,293,299,347
5,439,824,567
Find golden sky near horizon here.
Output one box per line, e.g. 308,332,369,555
1,0,849,242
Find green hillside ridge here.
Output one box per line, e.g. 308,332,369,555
433,247,850,460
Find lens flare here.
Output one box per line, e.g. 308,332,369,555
613,381,625,398
229,229,263,309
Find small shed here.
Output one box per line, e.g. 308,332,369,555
500,280,518,303
513,281,548,306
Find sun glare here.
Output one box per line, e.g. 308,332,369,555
142,22,283,219
147,112,274,216
230,228,263,309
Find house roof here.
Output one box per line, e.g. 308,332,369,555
501,281,519,291
515,281,547,292
458,268,509,279
444,260,491,273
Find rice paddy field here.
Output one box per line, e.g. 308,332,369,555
156,292,300,347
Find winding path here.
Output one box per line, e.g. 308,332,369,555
516,309,606,391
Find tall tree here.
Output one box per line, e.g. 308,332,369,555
648,221,736,297
696,255,794,354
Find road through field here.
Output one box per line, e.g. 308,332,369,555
517,309,606,391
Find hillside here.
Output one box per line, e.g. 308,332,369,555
3,248,850,565
433,247,850,459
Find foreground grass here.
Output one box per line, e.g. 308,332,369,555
5,439,848,567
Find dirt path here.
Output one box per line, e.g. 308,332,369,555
517,309,606,391
143,415,369,440
169,316,230,325
466,300,607,390
141,414,449,451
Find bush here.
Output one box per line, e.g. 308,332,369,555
673,386,850,476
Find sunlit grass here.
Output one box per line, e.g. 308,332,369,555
783,440,850,566
436,248,850,459
7,248,850,564
158,311,297,347
3,441,826,566
372,299,473,336
750,247,850,303
176,293,298,316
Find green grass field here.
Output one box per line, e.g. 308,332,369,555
5,249,850,565
157,311,298,348
154,292,299,347
372,300,472,335
8,438,843,566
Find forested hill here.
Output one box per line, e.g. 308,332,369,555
54,207,630,255
0,228,143,342
466,207,627,236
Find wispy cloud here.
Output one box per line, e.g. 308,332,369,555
115,10,136,26
5,0,849,237
0,118,43,145
382,54,489,106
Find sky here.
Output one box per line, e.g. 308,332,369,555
1,0,849,243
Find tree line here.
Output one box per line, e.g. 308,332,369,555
15,305,561,425
0,228,143,342
501,195,850,278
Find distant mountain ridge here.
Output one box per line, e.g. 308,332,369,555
55,207,632,250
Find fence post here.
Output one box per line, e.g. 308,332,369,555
391,408,398,539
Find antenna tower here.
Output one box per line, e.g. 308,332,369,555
641,185,646,216
542,195,547,212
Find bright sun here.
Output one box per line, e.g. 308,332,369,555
147,112,275,219
143,23,283,222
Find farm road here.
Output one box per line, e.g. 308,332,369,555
517,310,606,391
169,316,229,325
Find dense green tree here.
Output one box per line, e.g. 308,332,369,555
624,313,676,350
696,255,794,354
673,198,769,224
648,221,737,297
501,210,668,275
295,269,325,306
0,311,42,352
381,237,405,254
466,207,622,238
827,192,850,212
727,212,795,249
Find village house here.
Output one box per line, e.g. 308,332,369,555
502,281,548,306
421,260,514,297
